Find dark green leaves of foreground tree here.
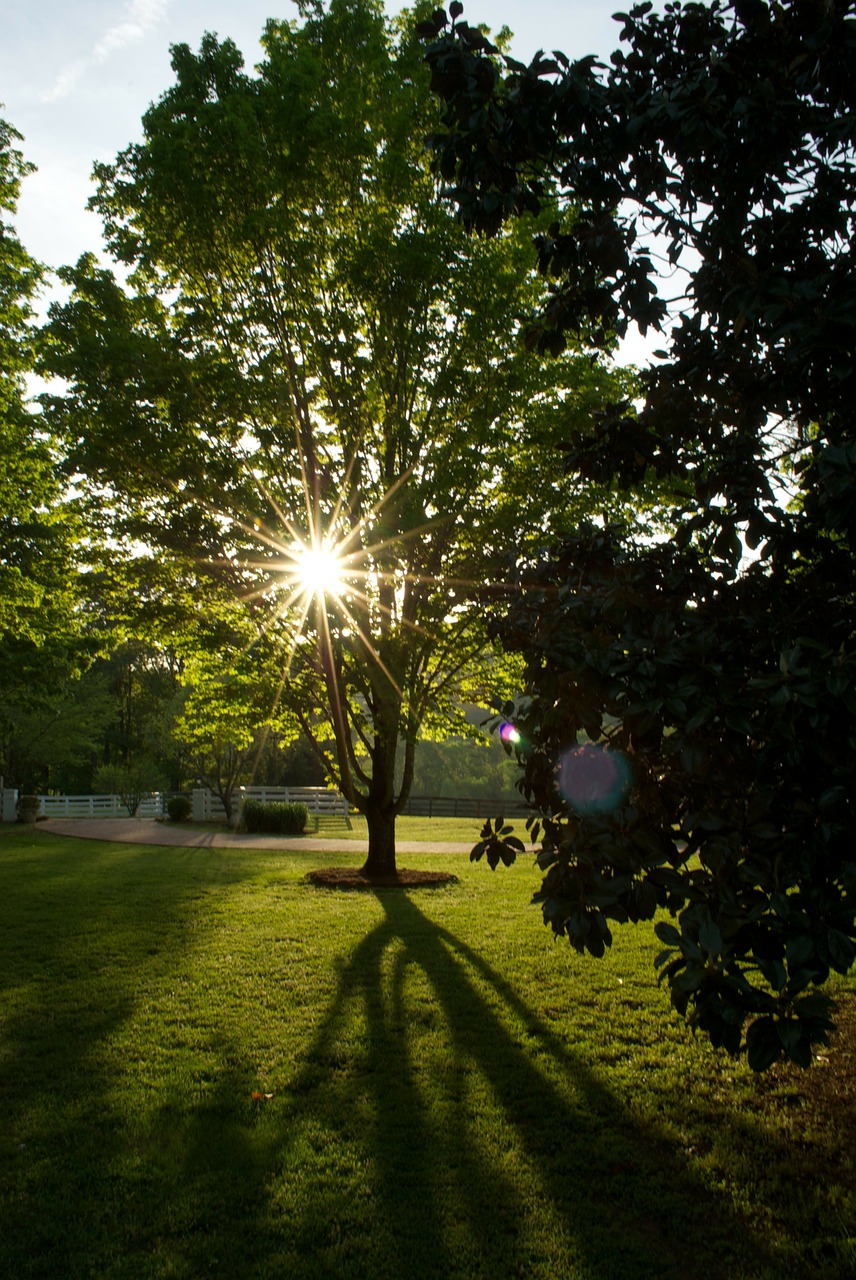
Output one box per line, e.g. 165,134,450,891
43,0,625,874
424,0,856,1068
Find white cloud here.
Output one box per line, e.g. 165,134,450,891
41,0,171,103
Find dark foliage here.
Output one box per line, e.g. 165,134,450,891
423,0,856,1069
166,794,192,822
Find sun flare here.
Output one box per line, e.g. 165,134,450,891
294,541,347,599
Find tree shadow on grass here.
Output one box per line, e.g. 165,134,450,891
153,889,780,1280
331,892,781,1277
0,836,799,1278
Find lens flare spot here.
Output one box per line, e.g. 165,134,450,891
558,744,631,814
499,722,521,746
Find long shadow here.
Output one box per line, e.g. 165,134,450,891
354,892,778,1278
156,888,780,1280
0,835,788,1278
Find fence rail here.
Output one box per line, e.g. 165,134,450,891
1,787,528,824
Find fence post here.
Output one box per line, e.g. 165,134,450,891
1,789,18,823
192,789,207,822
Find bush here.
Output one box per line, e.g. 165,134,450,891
166,795,192,822
16,795,40,822
240,799,308,835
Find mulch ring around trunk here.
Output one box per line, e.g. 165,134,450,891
306,867,458,889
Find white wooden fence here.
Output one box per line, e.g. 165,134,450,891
0,786,349,823
191,786,350,823
1,787,522,824
1,790,168,820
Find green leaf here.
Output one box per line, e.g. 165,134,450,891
746,1018,781,1073
785,934,814,969
698,918,722,956
757,957,788,992
654,921,681,947
794,992,834,1022
826,929,855,971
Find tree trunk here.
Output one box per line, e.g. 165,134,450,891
362,797,398,878
359,692,401,877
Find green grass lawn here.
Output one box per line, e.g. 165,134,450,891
1,825,853,1280
310,814,502,842
168,815,513,844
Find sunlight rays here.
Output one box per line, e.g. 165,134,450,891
152,450,499,783
226,475,443,707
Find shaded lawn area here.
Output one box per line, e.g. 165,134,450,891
0,826,853,1280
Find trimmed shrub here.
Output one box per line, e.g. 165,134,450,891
166,795,192,822
16,795,40,822
240,799,308,835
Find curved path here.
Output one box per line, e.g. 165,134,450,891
39,817,476,854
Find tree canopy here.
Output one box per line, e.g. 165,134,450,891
0,114,90,776
423,0,856,1068
42,0,629,872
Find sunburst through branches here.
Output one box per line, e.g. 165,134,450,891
187,452,516,798
238,472,447,707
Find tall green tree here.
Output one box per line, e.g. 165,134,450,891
0,114,89,781
2,670,114,794
424,0,856,1066
172,603,301,819
44,0,627,872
